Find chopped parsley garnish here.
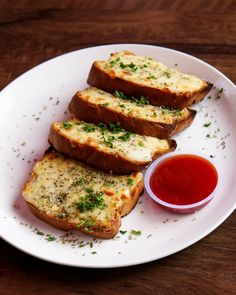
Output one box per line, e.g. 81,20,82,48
47,236,56,242
107,57,120,67
206,134,211,138
114,90,126,99
91,251,97,255
135,96,149,105
108,123,125,133
102,134,115,148
85,188,94,193
127,178,134,186
161,106,182,116
83,123,97,132
218,88,224,93
63,121,72,129
131,230,142,236
204,122,211,127
114,90,149,105
118,132,132,141
97,122,107,131
75,190,107,213
120,230,127,235
97,122,132,145
119,62,138,72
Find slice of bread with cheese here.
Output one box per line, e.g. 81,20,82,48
48,119,176,174
22,149,143,239
87,51,212,109
69,87,196,139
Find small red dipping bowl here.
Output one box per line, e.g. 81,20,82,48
144,151,219,213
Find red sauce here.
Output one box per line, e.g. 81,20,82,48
150,154,218,205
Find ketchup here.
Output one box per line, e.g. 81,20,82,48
150,154,218,205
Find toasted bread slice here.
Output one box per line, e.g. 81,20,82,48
87,51,213,109
22,149,144,239
48,119,176,174
69,87,196,139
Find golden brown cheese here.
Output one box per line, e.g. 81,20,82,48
80,87,190,124
52,119,171,162
99,51,207,94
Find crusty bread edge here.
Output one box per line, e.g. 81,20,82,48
87,62,213,109
68,91,196,139
26,201,121,239
48,123,177,174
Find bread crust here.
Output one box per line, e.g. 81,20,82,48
26,201,121,239
48,124,177,174
87,62,213,109
68,92,196,139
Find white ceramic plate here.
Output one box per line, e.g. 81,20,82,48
1,44,236,268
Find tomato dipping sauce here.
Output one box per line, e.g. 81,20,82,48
150,154,218,206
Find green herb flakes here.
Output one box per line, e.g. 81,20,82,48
63,121,72,129
102,134,115,148
74,190,107,213
108,123,125,133
114,90,126,100
97,122,107,131
36,230,45,236
83,123,97,132
120,230,127,235
161,106,182,116
114,90,150,106
47,236,56,242
119,62,138,72
127,178,134,186
118,132,132,141
204,122,211,127
131,230,142,236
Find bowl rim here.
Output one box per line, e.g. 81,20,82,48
144,150,219,210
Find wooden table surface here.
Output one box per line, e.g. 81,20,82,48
0,1,236,294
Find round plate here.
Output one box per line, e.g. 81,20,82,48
0,44,236,268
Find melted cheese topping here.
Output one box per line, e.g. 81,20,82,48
99,51,207,94
23,152,142,226
54,119,171,162
79,87,190,124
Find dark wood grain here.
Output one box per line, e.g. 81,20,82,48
0,1,236,294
